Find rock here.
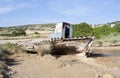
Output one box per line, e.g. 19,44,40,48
76,53,87,58
43,54,56,60
96,73,114,78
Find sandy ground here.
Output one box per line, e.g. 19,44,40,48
1,39,120,78
9,48,120,78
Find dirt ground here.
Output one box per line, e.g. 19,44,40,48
9,47,120,78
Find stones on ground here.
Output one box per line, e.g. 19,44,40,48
96,73,114,78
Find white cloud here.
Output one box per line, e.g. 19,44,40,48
49,0,119,16
49,0,93,16
0,0,38,14
57,6,92,16
0,7,14,14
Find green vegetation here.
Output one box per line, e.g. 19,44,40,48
11,28,26,36
73,22,92,37
99,32,120,42
2,43,26,54
0,28,26,37
73,22,120,42
5,23,55,31
0,21,120,42
0,23,55,37
114,23,120,32
92,25,115,38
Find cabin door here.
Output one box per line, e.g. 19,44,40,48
65,25,70,38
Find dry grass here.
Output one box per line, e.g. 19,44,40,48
0,46,9,77
37,43,53,56
97,32,120,42
0,44,27,77
2,43,26,54
0,61,8,77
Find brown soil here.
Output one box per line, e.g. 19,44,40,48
92,47,120,69
9,47,120,78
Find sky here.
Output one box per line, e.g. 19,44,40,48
0,0,120,27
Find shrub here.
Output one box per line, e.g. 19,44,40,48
0,43,26,77
0,46,9,77
11,28,26,36
37,43,53,56
2,43,26,54
34,32,39,34
99,32,120,42
92,25,115,39
0,28,26,37
114,23,120,32
73,22,92,37
0,47,9,60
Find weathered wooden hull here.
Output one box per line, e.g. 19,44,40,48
21,36,94,56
